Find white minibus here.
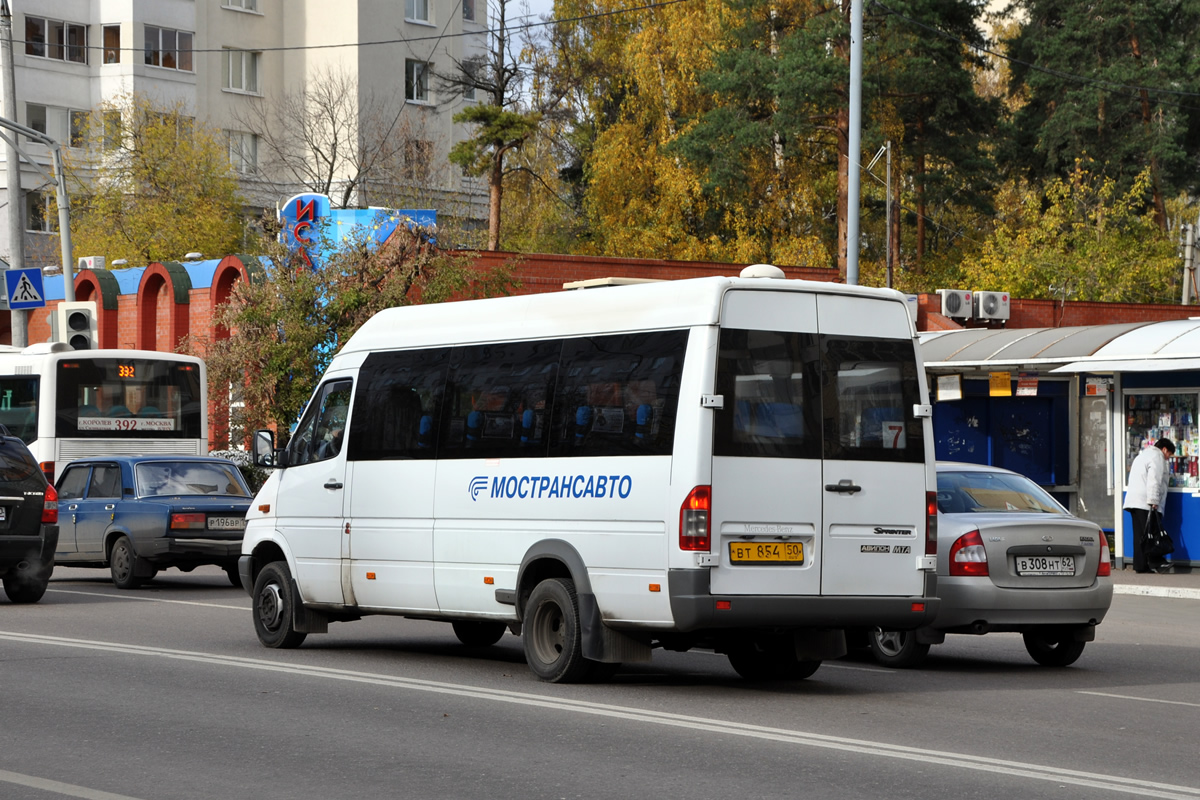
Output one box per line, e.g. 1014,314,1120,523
242,267,939,682
0,343,207,482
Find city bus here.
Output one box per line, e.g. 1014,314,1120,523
0,343,207,482
242,267,939,683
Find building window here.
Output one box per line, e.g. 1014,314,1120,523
228,131,258,173
25,16,87,64
103,25,121,64
144,25,194,71
102,111,123,151
463,61,480,101
405,60,430,103
223,0,260,10
223,49,261,94
25,103,88,147
463,0,475,22
25,192,54,233
404,140,432,182
405,0,430,23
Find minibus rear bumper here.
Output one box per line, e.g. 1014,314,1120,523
667,569,940,632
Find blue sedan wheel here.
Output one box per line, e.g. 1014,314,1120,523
109,536,143,590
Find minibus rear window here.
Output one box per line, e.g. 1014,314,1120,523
714,329,820,459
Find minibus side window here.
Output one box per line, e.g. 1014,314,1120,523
550,330,687,458
288,379,353,466
714,328,820,459
348,348,449,460
440,340,561,460
820,336,925,464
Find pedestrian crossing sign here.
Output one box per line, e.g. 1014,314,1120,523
4,268,46,310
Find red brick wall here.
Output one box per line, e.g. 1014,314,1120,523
471,251,840,293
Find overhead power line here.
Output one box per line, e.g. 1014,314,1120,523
19,0,693,58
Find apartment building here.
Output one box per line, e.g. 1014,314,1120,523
7,0,489,269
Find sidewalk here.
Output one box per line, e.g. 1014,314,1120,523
1110,564,1200,600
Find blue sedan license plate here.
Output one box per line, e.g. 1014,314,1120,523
208,516,246,531
1015,555,1075,576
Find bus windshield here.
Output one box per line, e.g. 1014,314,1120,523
55,358,203,439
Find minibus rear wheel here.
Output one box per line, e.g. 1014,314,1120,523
253,561,307,649
453,620,507,647
523,577,592,683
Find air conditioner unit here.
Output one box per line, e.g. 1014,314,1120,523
974,290,1011,321
938,289,973,319
77,256,105,272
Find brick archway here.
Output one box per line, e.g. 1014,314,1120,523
137,263,191,352
73,269,121,349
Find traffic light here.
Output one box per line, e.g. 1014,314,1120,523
56,301,98,350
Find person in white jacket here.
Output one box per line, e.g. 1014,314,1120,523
1123,438,1175,573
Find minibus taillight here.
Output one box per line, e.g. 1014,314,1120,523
1097,530,1112,577
948,529,988,576
40,461,54,485
42,484,58,524
170,513,207,530
926,491,937,556
679,485,711,551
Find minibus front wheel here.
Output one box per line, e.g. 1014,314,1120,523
253,561,307,649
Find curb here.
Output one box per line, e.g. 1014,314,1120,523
1113,585,1200,601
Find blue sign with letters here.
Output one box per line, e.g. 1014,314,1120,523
4,268,46,309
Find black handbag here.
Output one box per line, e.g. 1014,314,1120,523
1143,515,1176,557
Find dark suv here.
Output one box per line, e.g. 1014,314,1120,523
0,432,58,603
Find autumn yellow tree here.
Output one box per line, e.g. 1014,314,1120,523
963,166,1179,303
65,94,244,266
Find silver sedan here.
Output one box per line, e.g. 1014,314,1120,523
867,462,1114,668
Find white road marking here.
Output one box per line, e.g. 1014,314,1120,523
1078,691,1200,709
47,588,246,611
3,631,1198,799
0,768,146,800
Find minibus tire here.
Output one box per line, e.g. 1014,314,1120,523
453,620,507,647
1022,631,1085,667
523,577,591,683
253,561,307,649
728,646,821,682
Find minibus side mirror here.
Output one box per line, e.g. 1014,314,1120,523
253,429,283,468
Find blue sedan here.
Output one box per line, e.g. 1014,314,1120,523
53,455,253,589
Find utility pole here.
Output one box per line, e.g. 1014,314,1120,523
885,141,893,289
1182,224,1195,305
846,0,863,286
0,0,25,346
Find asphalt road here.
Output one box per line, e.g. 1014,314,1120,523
1,566,1197,800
